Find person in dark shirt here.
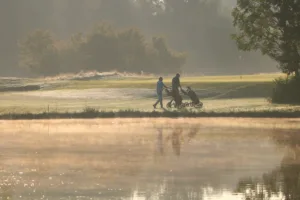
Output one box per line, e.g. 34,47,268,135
172,73,182,92
181,86,200,105
170,73,182,108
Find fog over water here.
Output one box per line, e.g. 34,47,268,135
0,118,299,200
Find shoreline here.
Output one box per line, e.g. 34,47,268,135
1,110,300,120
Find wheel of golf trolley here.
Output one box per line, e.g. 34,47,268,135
194,102,203,109
166,102,172,108
182,102,191,108
178,103,187,109
177,105,184,109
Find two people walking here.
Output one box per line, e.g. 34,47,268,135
153,73,182,109
153,73,201,109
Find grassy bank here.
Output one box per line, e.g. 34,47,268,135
2,96,300,115
0,73,282,100
2,73,297,117
1,109,300,120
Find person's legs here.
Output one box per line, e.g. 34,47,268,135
159,93,163,108
153,99,159,108
153,93,163,108
166,99,173,108
171,90,178,107
173,90,181,108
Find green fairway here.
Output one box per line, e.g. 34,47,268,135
0,73,284,91
32,73,282,99
47,73,284,90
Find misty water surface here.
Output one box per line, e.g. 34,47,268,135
0,118,299,200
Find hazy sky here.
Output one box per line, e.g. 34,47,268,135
0,0,277,76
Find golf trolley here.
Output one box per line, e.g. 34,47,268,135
164,88,203,109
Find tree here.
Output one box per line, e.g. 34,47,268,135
18,21,187,76
57,33,86,73
151,36,187,74
117,28,147,72
19,30,60,76
232,0,300,77
80,23,120,72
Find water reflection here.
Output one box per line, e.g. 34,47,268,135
156,128,164,156
0,119,300,200
236,130,300,200
166,126,183,157
186,127,199,143
155,126,199,159
0,181,14,200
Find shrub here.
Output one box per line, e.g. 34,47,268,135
82,107,99,114
271,75,300,104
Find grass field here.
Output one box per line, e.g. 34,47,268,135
44,73,283,90
1,73,284,90
1,72,299,117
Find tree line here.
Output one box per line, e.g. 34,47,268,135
19,23,186,76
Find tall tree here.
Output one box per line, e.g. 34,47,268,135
19,30,60,76
232,0,300,76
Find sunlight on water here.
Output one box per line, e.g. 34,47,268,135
0,118,299,200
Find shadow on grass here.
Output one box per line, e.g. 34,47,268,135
1,106,300,120
0,85,40,92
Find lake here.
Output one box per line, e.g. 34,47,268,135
0,118,299,200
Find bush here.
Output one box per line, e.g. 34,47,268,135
82,107,99,113
271,75,300,104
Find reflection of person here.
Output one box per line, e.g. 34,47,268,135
164,127,198,157
153,77,168,109
166,127,183,156
187,127,199,142
156,128,164,155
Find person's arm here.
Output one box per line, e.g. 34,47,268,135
178,79,182,90
181,89,188,95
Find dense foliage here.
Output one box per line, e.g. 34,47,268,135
232,0,300,76
19,23,186,76
232,0,300,103
271,76,300,104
